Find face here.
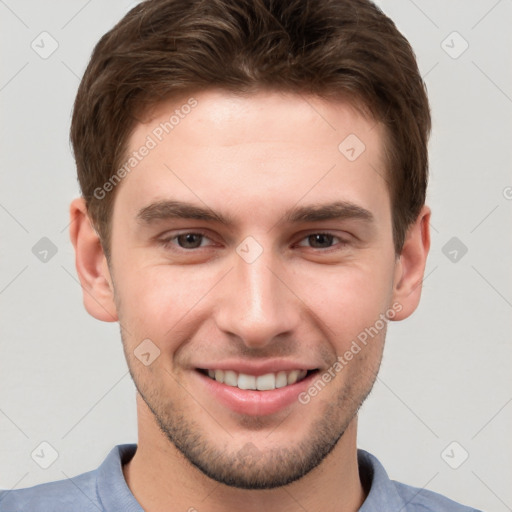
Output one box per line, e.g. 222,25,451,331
104,90,402,489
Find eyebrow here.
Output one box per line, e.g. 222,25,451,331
136,200,374,226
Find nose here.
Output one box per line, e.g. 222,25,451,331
213,243,301,349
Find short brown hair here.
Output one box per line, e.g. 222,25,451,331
71,0,430,258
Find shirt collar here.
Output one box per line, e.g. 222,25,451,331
357,449,407,511
97,444,142,512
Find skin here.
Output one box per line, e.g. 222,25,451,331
70,90,430,512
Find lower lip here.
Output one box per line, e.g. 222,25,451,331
194,370,319,416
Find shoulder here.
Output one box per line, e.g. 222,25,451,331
392,479,483,512
0,469,99,512
357,449,483,512
0,444,137,512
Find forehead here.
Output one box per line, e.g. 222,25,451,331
133,89,381,152
114,89,389,225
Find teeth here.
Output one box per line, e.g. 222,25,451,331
224,370,238,387
205,369,309,390
275,371,288,388
287,370,299,385
256,373,275,391
238,373,256,390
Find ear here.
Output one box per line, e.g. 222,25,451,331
391,205,431,321
69,197,118,322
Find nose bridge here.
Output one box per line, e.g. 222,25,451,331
240,250,279,320
214,241,298,346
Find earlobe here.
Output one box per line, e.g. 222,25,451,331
391,205,431,321
69,197,118,322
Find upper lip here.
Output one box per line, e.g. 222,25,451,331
196,359,319,376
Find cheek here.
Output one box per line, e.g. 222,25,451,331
114,264,218,342
297,260,394,344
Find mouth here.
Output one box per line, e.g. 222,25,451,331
194,367,321,417
196,368,319,391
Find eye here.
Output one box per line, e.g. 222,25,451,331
160,231,213,250
296,232,347,250
158,231,348,253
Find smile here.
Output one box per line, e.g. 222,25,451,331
198,368,317,391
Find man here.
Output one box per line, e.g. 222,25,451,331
0,0,482,510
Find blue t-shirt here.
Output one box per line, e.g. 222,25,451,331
0,444,481,511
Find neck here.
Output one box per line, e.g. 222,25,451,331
123,395,366,512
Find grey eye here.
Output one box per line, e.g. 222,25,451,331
176,233,204,249
306,234,335,248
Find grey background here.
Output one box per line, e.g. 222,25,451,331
0,1,511,510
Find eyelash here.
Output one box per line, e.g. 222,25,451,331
158,231,349,252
